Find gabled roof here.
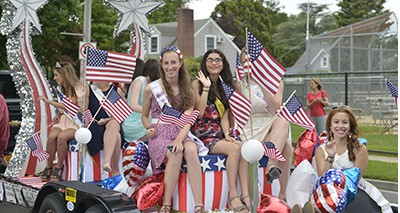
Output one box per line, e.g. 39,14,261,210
315,12,394,38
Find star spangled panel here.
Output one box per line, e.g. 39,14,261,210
86,47,136,84
247,31,286,95
159,105,199,129
101,89,133,123
56,87,79,118
263,141,285,161
386,80,398,105
221,80,251,129
27,134,49,162
277,94,315,129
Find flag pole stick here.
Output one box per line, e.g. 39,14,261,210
244,28,254,138
87,85,115,128
274,90,297,116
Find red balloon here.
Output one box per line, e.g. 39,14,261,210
133,172,164,210
294,129,319,167
257,194,291,213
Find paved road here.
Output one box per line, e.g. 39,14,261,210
0,201,30,213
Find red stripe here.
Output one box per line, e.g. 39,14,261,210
65,152,71,180
201,172,205,207
212,170,223,210
178,173,187,212
93,153,101,180
321,184,337,211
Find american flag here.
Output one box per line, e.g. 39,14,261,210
101,89,133,124
83,109,93,127
56,87,79,118
220,80,251,129
86,47,136,84
386,80,398,105
159,105,199,129
263,141,286,161
130,23,144,59
277,94,315,130
235,52,251,82
247,32,286,95
26,134,49,162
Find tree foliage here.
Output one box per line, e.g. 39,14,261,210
335,0,388,27
148,0,187,24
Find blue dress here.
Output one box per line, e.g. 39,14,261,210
121,76,147,142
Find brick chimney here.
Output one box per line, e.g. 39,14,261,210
177,8,194,57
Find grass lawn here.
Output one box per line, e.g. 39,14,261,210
363,160,398,182
290,124,398,182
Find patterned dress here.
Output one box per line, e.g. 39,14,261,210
148,94,191,174
191,101,223,151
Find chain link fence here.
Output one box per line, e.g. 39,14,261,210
284,71,398,155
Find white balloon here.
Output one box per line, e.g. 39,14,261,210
241,139,264,163
74,128,92,144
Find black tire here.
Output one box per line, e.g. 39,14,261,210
85,204,108,213
39,192,68,213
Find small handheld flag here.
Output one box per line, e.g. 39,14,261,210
276,94,315,130
386,79,398,105
159,105,199,129
27,134,49,162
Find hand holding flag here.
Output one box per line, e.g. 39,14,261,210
159,105,199,129
55,87,79,118
101,89,133,124
276,93,315,130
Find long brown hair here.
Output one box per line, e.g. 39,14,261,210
54,62,79,99
326,106,361,161
199,49,234,109
159,49,195,111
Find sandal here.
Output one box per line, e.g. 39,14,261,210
229,196,249,213
194,205,205,213
292,204,303,213
303,201,315,213
40,167,52,182
265,166,281,184
50,166,64,182
158,204,171,213
241,195,250,209
102,162,111,173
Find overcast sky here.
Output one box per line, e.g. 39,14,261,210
187,0,399,20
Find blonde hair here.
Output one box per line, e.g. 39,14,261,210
311,77,322,90
54,62,79,98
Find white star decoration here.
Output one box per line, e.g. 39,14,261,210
214,156,226,171
200,157,211,172
10,0,48,33
108,0,164,36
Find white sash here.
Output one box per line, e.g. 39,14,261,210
358,178,393,213
148,80,209,156
90,84,111,117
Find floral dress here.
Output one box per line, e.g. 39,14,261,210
191,101,223,152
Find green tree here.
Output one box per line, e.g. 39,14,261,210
335,0,388,27
148,0,187,24
211,0,273,51
33,0,82,72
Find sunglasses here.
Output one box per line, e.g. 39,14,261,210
331,105,351,110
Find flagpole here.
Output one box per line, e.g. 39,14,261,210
244,28,254,138
87,85,115,128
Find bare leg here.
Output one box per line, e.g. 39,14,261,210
238,155,250,207
163,151,183,206
277,138,292,199
47,128,62,168
103,119,121,174
183,141,203,207
56,128,76,169
211,140,244,209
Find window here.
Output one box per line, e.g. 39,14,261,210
205,35,216,51
321,55,329,68
149,36,158,53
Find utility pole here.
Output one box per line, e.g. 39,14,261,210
306,0,311,72
80,0,92,81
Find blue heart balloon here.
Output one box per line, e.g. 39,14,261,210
342,167,361,204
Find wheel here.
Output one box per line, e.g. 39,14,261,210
85,204,108,213
39,192,68,213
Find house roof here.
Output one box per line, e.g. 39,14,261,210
315,12,395,38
